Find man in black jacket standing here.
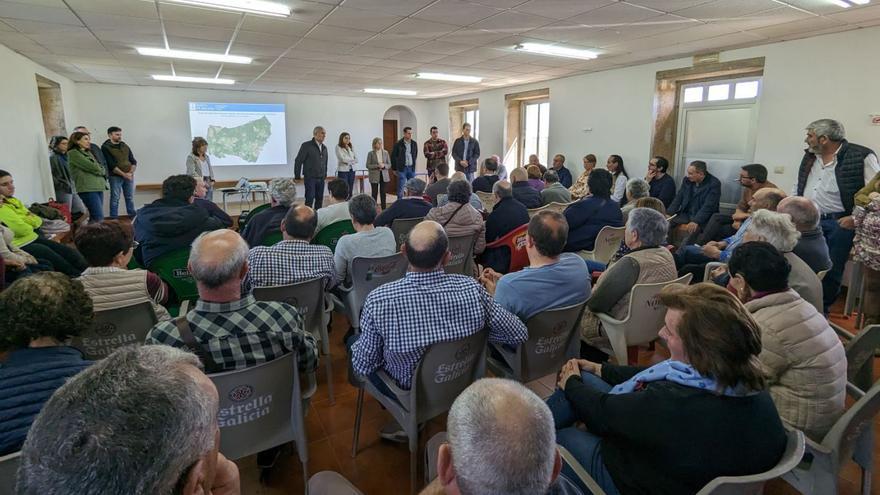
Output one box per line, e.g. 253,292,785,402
391,126,418,199
294,126,328,209
451,123,480,182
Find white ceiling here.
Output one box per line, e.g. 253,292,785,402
1,0,878,99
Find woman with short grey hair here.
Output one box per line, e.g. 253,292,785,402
426,179,487,255
621,177,650,222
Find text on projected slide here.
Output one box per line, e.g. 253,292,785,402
189,102,287,166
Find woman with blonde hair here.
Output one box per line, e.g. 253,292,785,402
365,137,390,209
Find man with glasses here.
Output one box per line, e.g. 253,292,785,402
697,163,776,243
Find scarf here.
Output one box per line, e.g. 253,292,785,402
609,359,756,397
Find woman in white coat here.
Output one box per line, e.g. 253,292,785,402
336,132,357,199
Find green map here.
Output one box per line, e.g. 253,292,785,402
207,116,272,162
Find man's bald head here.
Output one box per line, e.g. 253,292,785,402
493,180,512,199
403,221,448,270
189,229,249,288
778,196,820,231
751,187,786,212
283,205,317,240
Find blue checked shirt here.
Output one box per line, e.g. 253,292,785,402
351,269,528,389
145,295,319,372
244,239,338,293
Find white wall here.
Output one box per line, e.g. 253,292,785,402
0,44,79,203
427,26,880,194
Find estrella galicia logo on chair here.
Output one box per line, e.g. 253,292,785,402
219,385,273,427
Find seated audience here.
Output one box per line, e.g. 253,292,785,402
540,170,572,205
15,345,241,494
527,165,546,191
241,177,296,246
1,223,48,285
698,164,777,244
511,167,543,209
425,162,452,206
146,229,318,374
334,194,397,287
75,221,171,321
742,209,823,313
527,154,547,174
245,206,337,292
606,155,629,204
605,197,669,268
426,180,486,255
480,210,590,320
439,172,483,211
350,221,527,441
481,181,529,273
667,160,721,246
420,378,581,495
472,157,501,193
315,178,351,232
551,154,573,188
0,169,87,277
134,174,225,268
777,196,832,273
192,177,232,228
645,155,676,208
375,178,432,227
563,169,623,252
620,177,649,221
548,283,787,495
728,242,846,440
569,154,596,200
0,273,93,455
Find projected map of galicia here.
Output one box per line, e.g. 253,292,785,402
207,116,272,163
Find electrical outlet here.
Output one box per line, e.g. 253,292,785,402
774,166,784,174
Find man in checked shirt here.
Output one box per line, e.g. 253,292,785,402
350,220,528,442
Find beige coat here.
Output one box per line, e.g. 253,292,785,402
77,267,172,322
425,201,486,255
786,252,823,314
365,149,391,184
747,289,847,440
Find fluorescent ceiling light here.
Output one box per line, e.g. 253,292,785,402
152,75,235,85
850,0,870,4
364,88,418,96
515,42,598,60
137,47,252,64
415,72,483,83
828,0,869,6
162,0,290,17
828,0,851,6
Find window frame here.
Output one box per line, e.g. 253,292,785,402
520,98,550,166
680,77,762,108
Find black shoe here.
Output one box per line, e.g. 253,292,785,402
257,446,281,469
580,342,610,363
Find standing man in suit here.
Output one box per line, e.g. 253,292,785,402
294,126,329,209
452,123,480,182
391,126,418,199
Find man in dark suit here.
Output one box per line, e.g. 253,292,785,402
481,181,529,273
451,123,480,182
375,178,432,228
293,126,328,209
391,126,418,199
667,160,721,247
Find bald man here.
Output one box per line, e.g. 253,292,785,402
350,221,527,442
778,196,832,273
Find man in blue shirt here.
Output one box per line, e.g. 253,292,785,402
481,210,591,321
551,154,573,188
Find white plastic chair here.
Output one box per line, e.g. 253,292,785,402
308,471,363,495
595,274,693,365
390,217,424,250
444,233,477,276
475,191,497,212
703,261,726,283
528,201,572,218
70,301,158,359
339,253,408,332
578,226,625,265
0,451,20,495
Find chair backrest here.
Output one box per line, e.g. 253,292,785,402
412,328,488,422
703,261,726,283
444,233,477,276
516,301,587,382
70,301,158,359
822,377,880,471
484,224,529,273
209,353,304,460
252,278,324,338
312,219,354,253
544,202,571,214
844,324,880,393
309,471,364,495
817,269,829,281
475,191,497,212
590,226,626,264
0,451,20,495
348,253,408,322
390,217,424,250
150,248,199,301
695,429,805,495
261,230,283,247
616,274,692,344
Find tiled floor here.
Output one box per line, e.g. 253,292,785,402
233,288,877,495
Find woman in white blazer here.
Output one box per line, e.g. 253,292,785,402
336,132,357,199
365,137,390,209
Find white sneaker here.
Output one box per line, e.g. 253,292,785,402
379,421,408,443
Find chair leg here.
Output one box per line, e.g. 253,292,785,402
410,444,417,495
302,459,309,495
351,388,364,458
861,466,872,495
325,356,335,405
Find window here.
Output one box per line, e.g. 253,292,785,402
681,78,761,106
463,108,480,140
707,84,729,101
734,80,759,99
522,100,550,166
683,86,703,103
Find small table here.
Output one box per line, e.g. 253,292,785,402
220,187,269,211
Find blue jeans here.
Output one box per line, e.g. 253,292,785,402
820,217,856,313
304,177,325,210
337,170,356,199
397,166,415,198
78,191,104,222
109,175,135,217
547,372,621,495
464,170,474,182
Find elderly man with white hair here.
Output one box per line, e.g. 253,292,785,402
620,177,650,221
241,177,297,247
16,345,241,495
777,196,832,273
420,378,581,495
294,125,329,209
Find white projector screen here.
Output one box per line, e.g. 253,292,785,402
188,102,287,166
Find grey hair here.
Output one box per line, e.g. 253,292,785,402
448,378,556,495
543,170,559,183
405,178,426,195
189,229,249,288
493,180,512,199
269,177,297,207
626,178,650,199
313,126,325,135
348,193,378,225
778,196,820,231
17,345,217,495
806,119,845,141
447,179,472,205
627,207,668,247
745,209,801,252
